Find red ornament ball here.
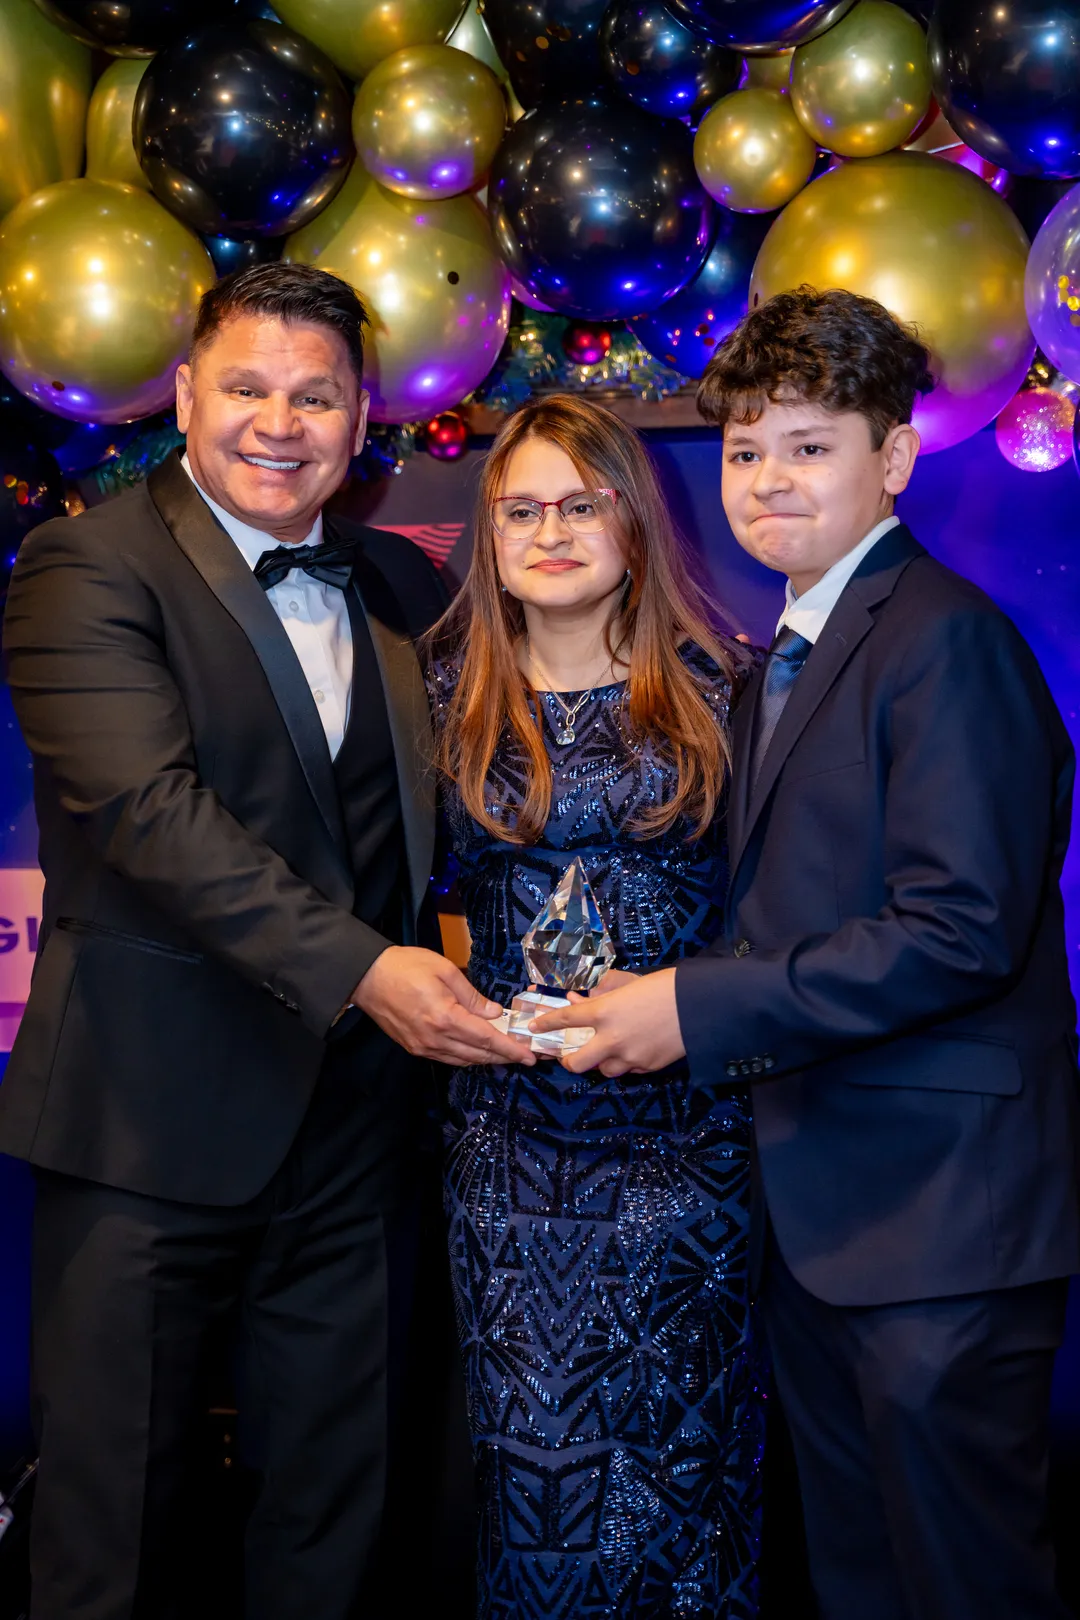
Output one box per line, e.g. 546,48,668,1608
424,411,468,461
562,322,613,366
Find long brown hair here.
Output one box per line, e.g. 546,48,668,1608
426,394,737,845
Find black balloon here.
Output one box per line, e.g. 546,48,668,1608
204,234,284,277
483,0,609,109
629,207,771,376
33,0,237,54
667,0,855,51
489,94,714,320
133,20,354,238
600,0,739,122
929,0,1080,179
0,421,64,591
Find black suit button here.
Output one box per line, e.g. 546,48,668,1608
734,939,752,958
725,1062,740,1078
740,1061,751,1076
763,1056,775,1071
751,1059,764,1075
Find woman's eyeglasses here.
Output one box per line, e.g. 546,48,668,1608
492,488,619,542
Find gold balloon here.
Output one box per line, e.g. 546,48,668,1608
742,49,794,93
791,0,931,158
749,151,1034,452
85,57,149,190
0,0,90,221
0,179,215,422
271,0,467,83
448,0,509,83
285,170,510,422
353,44,506,199
694,88,818,214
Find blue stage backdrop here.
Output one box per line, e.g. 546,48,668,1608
0,421,1077,1466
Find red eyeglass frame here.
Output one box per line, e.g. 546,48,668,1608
491,488,620,536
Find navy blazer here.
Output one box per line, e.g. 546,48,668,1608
676,524,1080,1307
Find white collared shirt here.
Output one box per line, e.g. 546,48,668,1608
776,515,901,645
181,454,352,758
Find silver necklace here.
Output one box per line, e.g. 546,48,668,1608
526,639,612,746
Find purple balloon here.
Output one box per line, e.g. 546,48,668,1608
1025,182,1080,388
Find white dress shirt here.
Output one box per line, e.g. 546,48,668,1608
181,455,352,758
776,515,900,645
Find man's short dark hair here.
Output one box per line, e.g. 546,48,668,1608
190,262,369,386
697,285,935,448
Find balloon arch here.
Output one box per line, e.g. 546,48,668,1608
1,0,1079,572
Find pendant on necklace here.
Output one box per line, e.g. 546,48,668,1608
556,726,576,746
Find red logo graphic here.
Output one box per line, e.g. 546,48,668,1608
372,521,464,568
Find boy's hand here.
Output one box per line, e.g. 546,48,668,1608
529,968,684,1076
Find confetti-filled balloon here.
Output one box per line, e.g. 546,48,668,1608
0,179,216,424
750,151,1035,452
285,172,511,422
995,386,1076,472
34,0,232,54
352,45,506,200
489,94,714,319
600,1,739,123
1024,184,1080,387
669,0,856,53
272,0,466,82
483,0,608,108
85,57,149,190
133,20,354,238
0,0,90,221
629,208,772,375
694,88,818,212
791,0,931,158
929,0,1080,179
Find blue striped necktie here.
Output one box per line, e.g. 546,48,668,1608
749,625,813,793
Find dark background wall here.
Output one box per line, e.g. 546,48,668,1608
0,419,1077,1599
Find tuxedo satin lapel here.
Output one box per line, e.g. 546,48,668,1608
146,453,351,868
727,656,764,868
346,547,435,923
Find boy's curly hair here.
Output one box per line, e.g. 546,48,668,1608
697,285,935,448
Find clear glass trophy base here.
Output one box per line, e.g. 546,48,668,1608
497,989,595,1056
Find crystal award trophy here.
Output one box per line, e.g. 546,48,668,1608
497,858,615,1056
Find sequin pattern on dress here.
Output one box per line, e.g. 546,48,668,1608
427,643,763,1620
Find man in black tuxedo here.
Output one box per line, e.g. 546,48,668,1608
535,288,1080,1618
1,263,529,1620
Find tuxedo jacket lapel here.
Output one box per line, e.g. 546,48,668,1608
726,656,763,868
147,453,351,872
729,526,925,883
346,549,435,925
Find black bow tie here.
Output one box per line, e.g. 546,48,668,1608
252,536,359,592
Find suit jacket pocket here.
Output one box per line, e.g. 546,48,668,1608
55,917,203,965
832,1034,1023,1096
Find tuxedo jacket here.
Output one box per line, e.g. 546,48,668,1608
0,452,447,1207
677,524,1080,1307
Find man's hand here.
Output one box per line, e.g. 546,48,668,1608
352,946,534,1067
530,968,684,1076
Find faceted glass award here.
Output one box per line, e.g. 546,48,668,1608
501,859,615,1056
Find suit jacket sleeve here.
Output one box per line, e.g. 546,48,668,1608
4,515,389,1039
676,603,1072,1074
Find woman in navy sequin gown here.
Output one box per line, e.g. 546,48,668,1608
425,397,762,1619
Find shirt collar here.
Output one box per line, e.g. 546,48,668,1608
777,515,900,645
180,452,322,574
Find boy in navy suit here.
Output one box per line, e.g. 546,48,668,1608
536,287,1080,1619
